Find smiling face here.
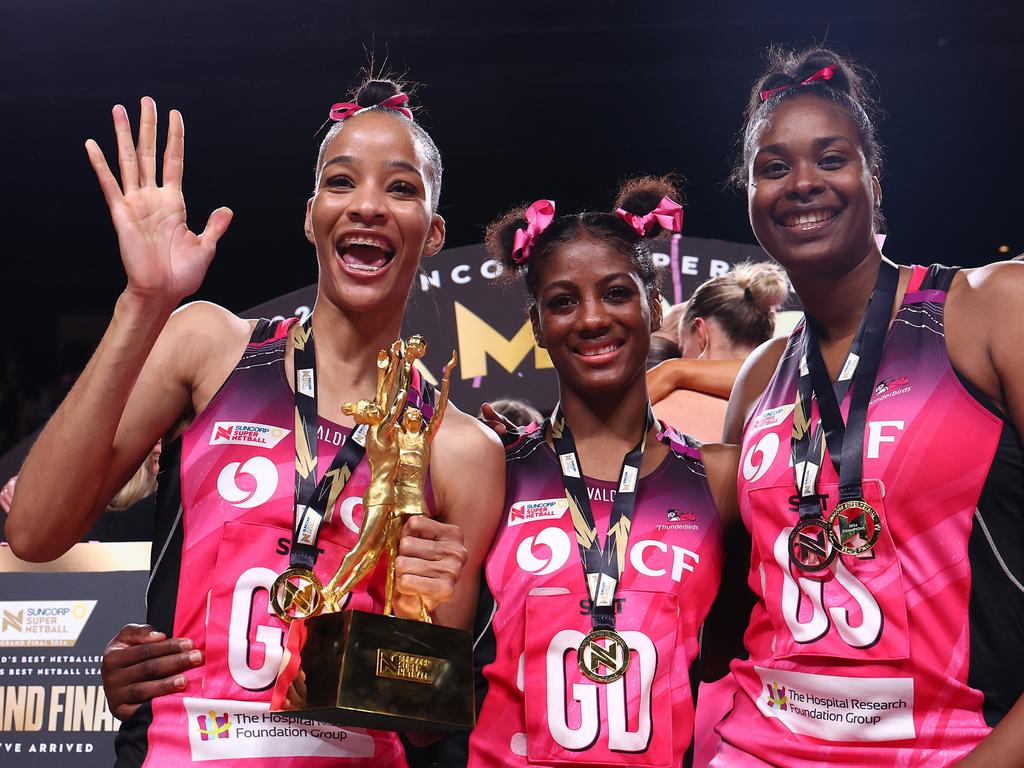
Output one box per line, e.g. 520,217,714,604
305,111,445,316
747,96,880,280
531,237,660,398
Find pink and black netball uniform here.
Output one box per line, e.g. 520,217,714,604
714,265,1024,766
115,318,430,768
469,422,723,767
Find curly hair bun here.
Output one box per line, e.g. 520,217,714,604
613,176,683,239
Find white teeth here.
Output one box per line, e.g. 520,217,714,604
579,344,619,357
783,210,835,228
346,263,383,272
339,234,393,252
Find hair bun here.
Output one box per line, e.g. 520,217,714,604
355,78,405,109
485,204,532,278
613,175,683,239
733,262,789,311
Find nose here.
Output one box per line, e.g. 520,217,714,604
786,159,825,201
577,295,611,335
346,182,388,225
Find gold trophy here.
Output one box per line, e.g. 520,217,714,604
270,338,475,731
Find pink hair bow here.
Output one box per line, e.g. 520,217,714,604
512,200,556,263
615,197,683,238
760,65,837,102
329,93,414,121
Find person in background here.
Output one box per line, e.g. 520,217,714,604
649,261,787,441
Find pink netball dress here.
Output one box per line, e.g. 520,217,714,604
713,265,1024,766
469,421,723,767
115,319,425,767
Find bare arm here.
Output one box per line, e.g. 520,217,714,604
646,358,745,404
946,263,1024,767
700,443,740,527
721,337,789,444
6,98,234,561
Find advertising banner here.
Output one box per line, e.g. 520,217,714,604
0,543,150,764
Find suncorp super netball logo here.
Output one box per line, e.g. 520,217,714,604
210,422,290,448
507,498,568,527
0,601,97,647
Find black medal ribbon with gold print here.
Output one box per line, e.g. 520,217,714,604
789,260,898,572
270,318,368,621
548,403,654,683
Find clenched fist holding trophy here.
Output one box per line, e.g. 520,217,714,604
269,336,474,731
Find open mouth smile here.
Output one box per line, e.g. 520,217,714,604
335,233,397,274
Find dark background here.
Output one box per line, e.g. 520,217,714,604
1,0,1021,452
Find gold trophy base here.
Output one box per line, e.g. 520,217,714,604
273,609,475,731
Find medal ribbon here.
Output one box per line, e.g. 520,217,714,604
791,260,899,517
548,403,655,632
289,318,369,572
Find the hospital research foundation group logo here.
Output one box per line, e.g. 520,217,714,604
754,667,915,742
196,710,231,741
0,601,96,647
765,682,789,711
183,697,375,761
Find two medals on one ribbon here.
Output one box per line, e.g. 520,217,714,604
787,261,898,573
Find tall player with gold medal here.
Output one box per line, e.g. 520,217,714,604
7,75,504,767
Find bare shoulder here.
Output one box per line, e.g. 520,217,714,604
722,334,790,443
432,402,505,465
152,301,255,415
950,261,1024,308
946,262,1024,413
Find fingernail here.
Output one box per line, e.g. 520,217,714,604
189,650,203,664
177,638,193,651
173,676,187,689
148,630,164,638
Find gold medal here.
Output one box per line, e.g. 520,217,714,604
270,566,324,622
577,629,631,684
788,516,837,573
827,499,881,555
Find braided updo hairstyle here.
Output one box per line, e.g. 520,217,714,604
314,76,444,210
485,176,680,305
730,47,883,199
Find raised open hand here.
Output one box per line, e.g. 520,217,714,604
85,97,232,308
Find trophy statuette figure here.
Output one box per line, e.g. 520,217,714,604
269,336,474,731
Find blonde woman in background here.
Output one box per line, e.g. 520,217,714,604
649,261,788,441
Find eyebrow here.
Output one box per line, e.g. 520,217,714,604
542,272,635,293
321,155,423,177
756,135,852,157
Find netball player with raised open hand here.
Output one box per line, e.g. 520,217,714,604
469,178,740,767
711,47,1024,766
5,78,504,767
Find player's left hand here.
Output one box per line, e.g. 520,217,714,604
392,515,468,620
